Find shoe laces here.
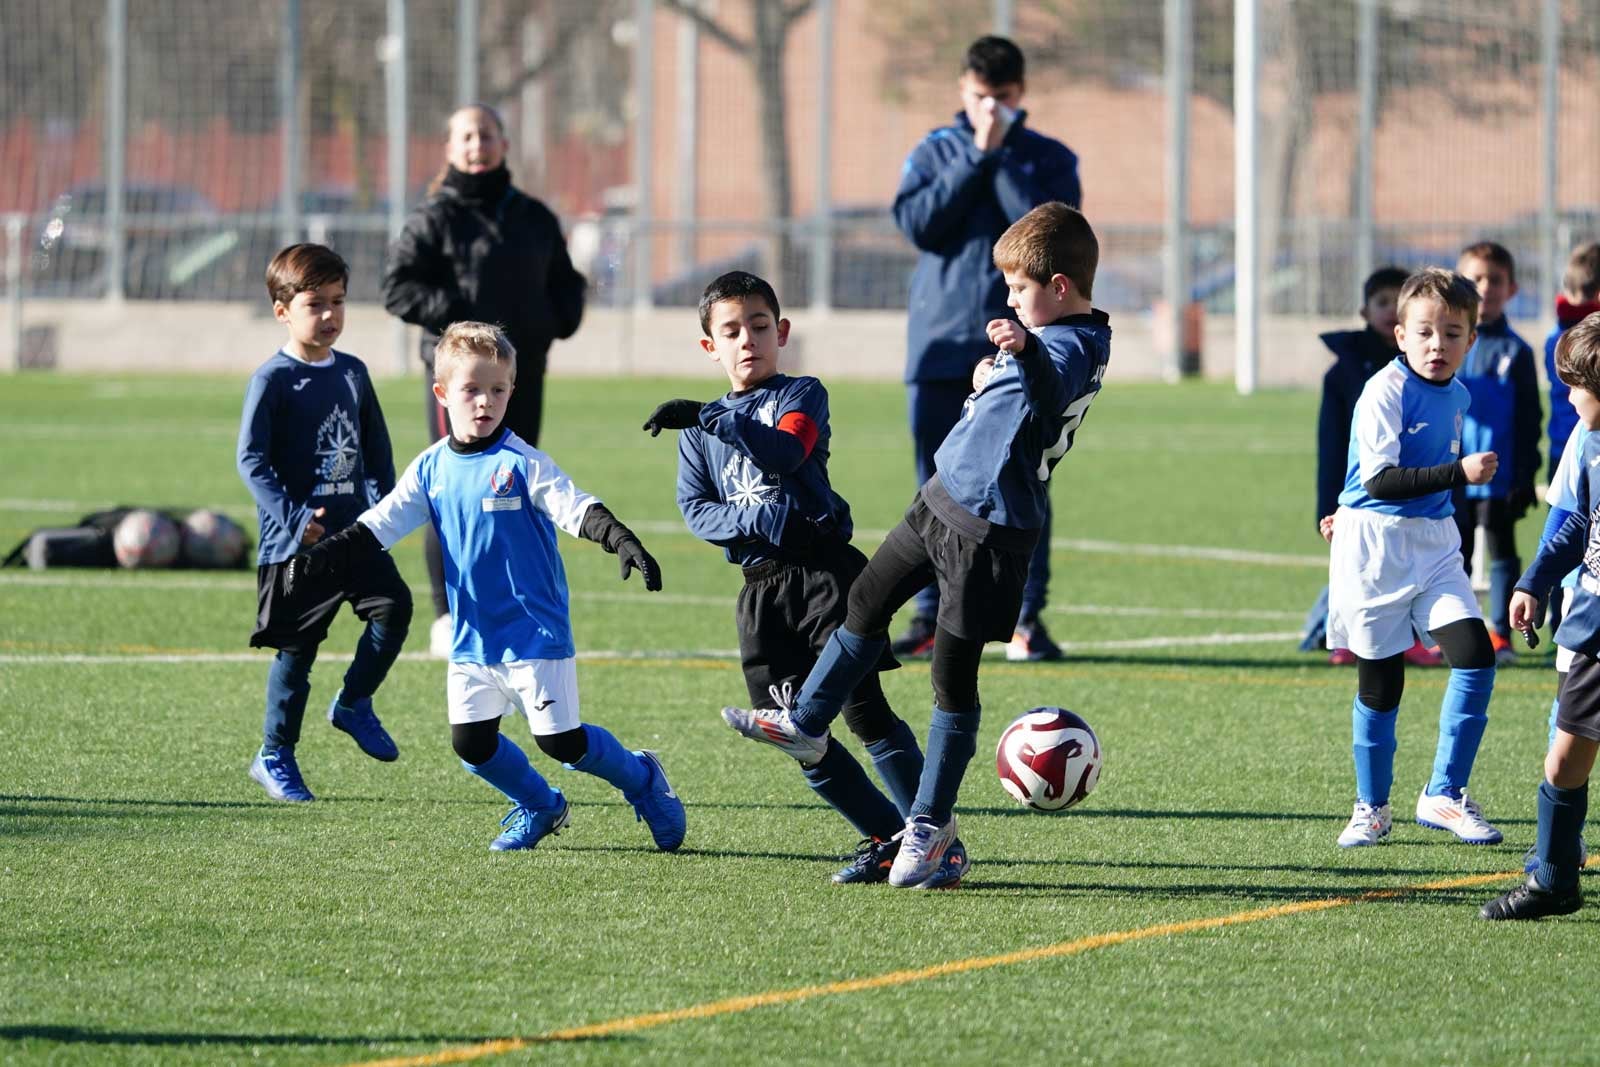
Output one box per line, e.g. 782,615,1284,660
766,681,797,713
501,805,530,832
1456,789,1489,825
1351,801,1385,826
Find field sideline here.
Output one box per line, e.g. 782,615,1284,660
1,372,1590,1066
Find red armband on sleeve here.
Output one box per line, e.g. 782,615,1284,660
777,412,819,458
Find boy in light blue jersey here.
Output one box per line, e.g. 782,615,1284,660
237,243,411,803
642,271,956,886
1483,313,1600,919
1326,267,1503,848
720,203,1109,887
288,322,685,853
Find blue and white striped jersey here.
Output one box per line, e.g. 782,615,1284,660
1337,356,1470,519
930,311,1110,531
357,429,598,664
237,348,395,566
675,373,852,568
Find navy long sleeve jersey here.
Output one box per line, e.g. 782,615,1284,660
675,374,852,567
929,311,1110,533
236,349,396,565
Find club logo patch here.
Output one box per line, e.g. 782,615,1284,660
490,465,516,496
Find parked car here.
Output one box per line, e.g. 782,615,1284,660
33,181,219,298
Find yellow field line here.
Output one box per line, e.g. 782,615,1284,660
339,867,1526,1067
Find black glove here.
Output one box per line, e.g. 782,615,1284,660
642,399,706,436
779,515,845,557
615,536,663,591
1506,485,1536,521
282,522,380,597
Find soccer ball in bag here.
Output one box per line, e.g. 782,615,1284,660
996,707,1101,811
112,509,180,569
179,508,247,568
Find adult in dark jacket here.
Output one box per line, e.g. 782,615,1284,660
890,36,1081,662
382,104,586,655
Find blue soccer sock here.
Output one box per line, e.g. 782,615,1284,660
1351,697,1398,807
911,707,979,825
1533,779,1588,892
865,718,926,819
802,738,905,840
791,627,887,736
462,735,559,811
340,615,407,703
263,647,317,749
1425,666,1494,797
565,723,648,797
1548,692,1562,749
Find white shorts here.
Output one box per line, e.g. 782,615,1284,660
1327,506,1481,660
446,658,581,733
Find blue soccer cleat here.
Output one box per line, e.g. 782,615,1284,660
920,837,970,889
250,745,314,802
832,837,899,885
626,750,686,851
490,794,570,852
327,693,399,762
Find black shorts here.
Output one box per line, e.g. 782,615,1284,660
881,495,1032,643
250,550,412,651
735,541,898,705
1556,651,1600,742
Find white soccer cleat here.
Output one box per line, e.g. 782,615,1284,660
889,814,960,887
1416,788,1503,844
1337,801,1392,847
429,613,452,659
721,683,829,765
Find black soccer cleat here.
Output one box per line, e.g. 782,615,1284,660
832,836,900,885
1479,876,1582,921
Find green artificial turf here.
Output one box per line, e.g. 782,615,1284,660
0,372,1588,1066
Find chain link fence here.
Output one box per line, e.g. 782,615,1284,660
3,0,1599,379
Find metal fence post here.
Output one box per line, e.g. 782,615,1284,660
674,5,698,274
385,0,410,374
1233,0,1258,395
1354,0,1377,307
6,214,22,372
1163,0,1191,381
810,0,834,312
457,0,480,104
632,0,655,310
1540,0,1560,307
105,0,127,303
279,0,303,248
992,0,1014,37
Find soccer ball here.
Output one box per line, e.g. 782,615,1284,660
996,707,1101,812
179,508,247,568
112,509,180,569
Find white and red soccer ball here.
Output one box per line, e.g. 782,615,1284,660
112,509,180,569
179,508,247,568
996,707,1102,812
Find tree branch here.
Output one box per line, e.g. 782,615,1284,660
657,0,751,53
782,0,815,27
484,20,584,103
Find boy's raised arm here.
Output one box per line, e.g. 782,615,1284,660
674,431,789,549
697,382,826,476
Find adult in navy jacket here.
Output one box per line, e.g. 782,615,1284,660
890,36,1081,661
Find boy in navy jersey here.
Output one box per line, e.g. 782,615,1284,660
1484,313,1600,919
1324,267,1502,849
642,271,959,886
721,203,1109,887
237,243,412,802
288,322,685,853
1454,241,1541,663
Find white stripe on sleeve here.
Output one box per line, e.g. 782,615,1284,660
507,438,598,536
1355,368,1405,486
359,451,433,549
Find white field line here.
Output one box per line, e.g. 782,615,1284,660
0,630,1303,666
1,499,1327,569
0,572,1305,622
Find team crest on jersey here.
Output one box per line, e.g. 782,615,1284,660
721,453,778,507
490,464,516,496
344,369,362,406
314,407,359,483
